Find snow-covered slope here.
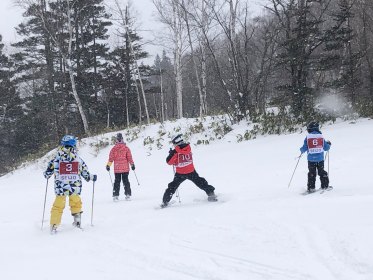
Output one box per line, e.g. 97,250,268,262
0,118,372,280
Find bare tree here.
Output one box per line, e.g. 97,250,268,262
153,0,185,119
159,63,165,122
177,0,206,118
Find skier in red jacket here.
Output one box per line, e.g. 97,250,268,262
106,133,135,201
161,134,217,208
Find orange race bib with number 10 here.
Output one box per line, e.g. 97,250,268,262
176,153,193,168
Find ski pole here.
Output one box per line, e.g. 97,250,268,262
324,150,330,174
288,154,303,188
108,170,114,186
133,170,140,186
173,165,181,203
41,179,49,230
175,189,181,203
91,180,95,226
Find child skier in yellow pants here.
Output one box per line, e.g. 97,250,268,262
44,135,97,233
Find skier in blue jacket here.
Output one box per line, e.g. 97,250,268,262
300,122,331,193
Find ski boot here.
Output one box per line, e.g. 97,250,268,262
321,185,332,190
207,192,218,202
307,188,316,194
50,224,57,234
160,201,168,208
113,196,119,202
72,212,82,228
125,195,131,201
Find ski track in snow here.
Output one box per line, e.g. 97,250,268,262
170,236,311,280
1,118,373,280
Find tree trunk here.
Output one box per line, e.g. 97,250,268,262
134,78,142,125
180,0,205,118
160,65,165,122
66,0,90,135
200,42,208,114
123,5,150,125
173,1,183,119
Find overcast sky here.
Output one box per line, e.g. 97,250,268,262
0,0,266,64
0,0,162,63
0,0,159,41
0,0,23,43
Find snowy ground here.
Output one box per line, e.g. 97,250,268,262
0,118,372,280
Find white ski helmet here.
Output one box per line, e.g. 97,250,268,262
171,133,184,145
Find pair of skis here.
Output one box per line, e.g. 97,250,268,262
301,186,333,195
50,224,84,235
158,196,219,209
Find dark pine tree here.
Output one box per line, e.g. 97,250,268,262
0,35,24,174
321,0,362,106
272,0,326,120
70,0,112,130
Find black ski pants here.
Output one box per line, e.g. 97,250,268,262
162,171,215,204
308,161,329,190
113,172,131,197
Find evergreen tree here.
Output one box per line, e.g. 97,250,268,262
321,0,362,106
70,0,112,128
0,35,24,174
12,0,83,137
270,0,328,119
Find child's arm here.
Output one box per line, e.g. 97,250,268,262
166,149,177,165
300,138,308,154
324,140,331,151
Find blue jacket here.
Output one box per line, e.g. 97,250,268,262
300,131,330,162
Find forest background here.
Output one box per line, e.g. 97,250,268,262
1,0,372,174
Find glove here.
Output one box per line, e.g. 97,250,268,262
326,140,331,145
106,165,110,171
91,174,97,182
169,148,176,156
43,172,50,179
131,164,135,171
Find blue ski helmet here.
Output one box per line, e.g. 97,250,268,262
60,135,77,147
307,121,319,133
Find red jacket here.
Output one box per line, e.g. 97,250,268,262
108,142,134,173
167,144,195,174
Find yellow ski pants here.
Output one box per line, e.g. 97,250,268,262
50,195,82,226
